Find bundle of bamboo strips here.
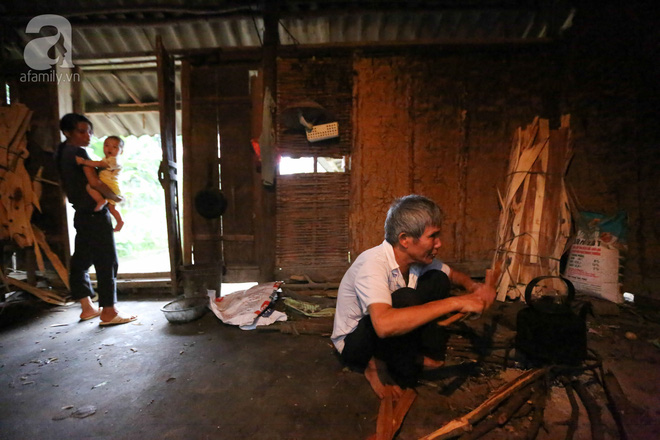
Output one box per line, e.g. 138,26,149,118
492,115,573,301
0,104,69,304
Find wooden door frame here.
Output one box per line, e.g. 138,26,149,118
156,37,183,295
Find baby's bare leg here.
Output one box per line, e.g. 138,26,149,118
108,204,124,232
86,184,107,211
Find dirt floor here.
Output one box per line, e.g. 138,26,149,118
1,287,659,440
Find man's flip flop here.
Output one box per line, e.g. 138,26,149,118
80,310,102,321
99,314,137,326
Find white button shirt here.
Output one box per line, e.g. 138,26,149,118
331,240,451,353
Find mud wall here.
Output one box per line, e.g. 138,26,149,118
349,5,658,294
351,49,561,273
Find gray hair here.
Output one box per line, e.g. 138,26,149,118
384,195,444,244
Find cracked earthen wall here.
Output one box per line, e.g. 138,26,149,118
351,52,558,274
348,40,657,292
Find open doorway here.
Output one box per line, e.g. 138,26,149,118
67,133,182,274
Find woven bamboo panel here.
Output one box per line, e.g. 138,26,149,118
276,173,349,270
276,56,352,157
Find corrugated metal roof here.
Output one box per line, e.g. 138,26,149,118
82,67,183,137
8,8,565,60
1,1,576,137
88,112,178,139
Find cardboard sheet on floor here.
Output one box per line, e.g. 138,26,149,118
209,282,287,330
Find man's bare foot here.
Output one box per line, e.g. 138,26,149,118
113,221,124,232
94,201,107,212
422,356,445,370
365,357,403,399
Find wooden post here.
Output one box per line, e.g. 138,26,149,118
71,66,84,114
181,59,193,266
156,37,183,295
256,1,280,282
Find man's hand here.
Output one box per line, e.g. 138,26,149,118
472,283,496,309
458,266,498,314
455,292,489,315
75,156,85,165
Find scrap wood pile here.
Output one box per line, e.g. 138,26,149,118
493,115,574,301
0,104,69,305
418,362,632,440
444,332,515,367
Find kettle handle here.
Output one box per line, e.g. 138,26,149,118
524,275,576,305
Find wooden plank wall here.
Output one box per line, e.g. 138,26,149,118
183,64,220,263
183,62,259,282
216,66,256,276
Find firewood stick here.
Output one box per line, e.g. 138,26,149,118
438,263,502,327
457,415,497,440
34,240,45,273
391,388,417,435
0,271,67,305
513,400,534,420
272,320,333,335
445,353,514,367
526,382,548,440
497,384,535,426
559,377,579,440
447,341,509,350
369,389,417,440
376,394,394,440
572,379,605,440
32,166,43,212
601,370,636,440
419,368,547,440
32,226,70,290
437,312,467,326
458,384,534,440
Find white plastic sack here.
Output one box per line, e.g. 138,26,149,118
209,282,287,330
564,211,627,304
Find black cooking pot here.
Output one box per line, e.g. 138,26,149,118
194,188,227,219
515,276,587,365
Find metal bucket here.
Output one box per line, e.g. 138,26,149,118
161,297,209,324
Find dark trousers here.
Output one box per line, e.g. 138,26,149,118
340,270,451,388
69,209,118,308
